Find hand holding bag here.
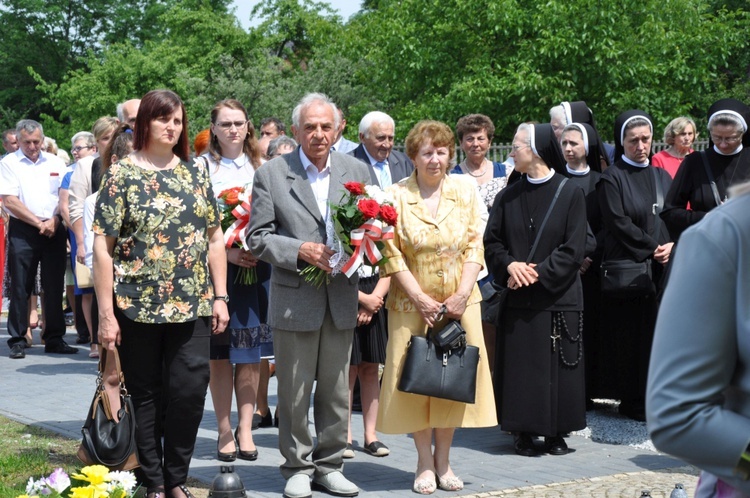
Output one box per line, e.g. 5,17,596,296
430,306,467,351
77,347,139,471
398,319,479,404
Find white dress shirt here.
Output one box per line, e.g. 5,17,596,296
0,149,67,219
300,149,331,220
203,153,255,196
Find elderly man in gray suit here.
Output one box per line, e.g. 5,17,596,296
349,111,413,187
248,93,370,498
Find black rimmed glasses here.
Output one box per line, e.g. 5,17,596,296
71,145,94,153
216,120,248,130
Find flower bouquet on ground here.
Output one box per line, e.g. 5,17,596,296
218,185,256,285
19,466,137,498
301,181,398,287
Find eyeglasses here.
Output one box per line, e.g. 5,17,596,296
71,145,94,153
216,120,248,130
511,144,530,153
710,134,742,145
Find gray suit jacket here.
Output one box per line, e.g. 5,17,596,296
349,144,414,186
248,147,372,332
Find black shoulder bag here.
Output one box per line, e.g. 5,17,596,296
77,348,140,471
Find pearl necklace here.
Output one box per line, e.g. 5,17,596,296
463,159,487,177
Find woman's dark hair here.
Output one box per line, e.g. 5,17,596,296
209,99,262,168
102,124,134,172
133,89,190,161
455,114,495,142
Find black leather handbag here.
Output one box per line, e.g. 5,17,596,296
398,326,479,404
77,348,139,471
600,259,655,297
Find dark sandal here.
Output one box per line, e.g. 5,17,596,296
147,487,165,498
173,484,195,498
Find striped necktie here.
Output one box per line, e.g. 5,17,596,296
376,161,391,188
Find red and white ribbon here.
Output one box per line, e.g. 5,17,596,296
223,200,251,250
341,218,395,278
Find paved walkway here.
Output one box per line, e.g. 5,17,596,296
0,321,698,497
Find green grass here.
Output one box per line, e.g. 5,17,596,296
0,416,210,498
0,417,80,497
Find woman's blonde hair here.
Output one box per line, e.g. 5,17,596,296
663,116,698,145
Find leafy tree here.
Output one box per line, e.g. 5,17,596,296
346,0,749,141
33,0,249,140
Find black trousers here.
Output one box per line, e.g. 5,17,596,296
115,309,211,490
6,218,67,348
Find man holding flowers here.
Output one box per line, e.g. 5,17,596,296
248,93,371,498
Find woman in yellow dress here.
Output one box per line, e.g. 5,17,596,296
377,120,496,495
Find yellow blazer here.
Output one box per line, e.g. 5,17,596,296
383,173,484,312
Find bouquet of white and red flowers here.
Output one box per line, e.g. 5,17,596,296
301,181,399,287
217,185,256,285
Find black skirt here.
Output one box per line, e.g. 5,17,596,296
351,275,388,365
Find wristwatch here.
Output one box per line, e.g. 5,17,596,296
214,295,230,303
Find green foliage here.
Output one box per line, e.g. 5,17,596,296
5,0,748,148
347,0,749,141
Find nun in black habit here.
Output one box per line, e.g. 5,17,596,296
661,98,750,241
484,123,588,457
596,110,673,421
560,122,606,405
560,100,613,168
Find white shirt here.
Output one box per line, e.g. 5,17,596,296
203,153,255,196
0,149,67,219
83,192,97,270
300,148,331,219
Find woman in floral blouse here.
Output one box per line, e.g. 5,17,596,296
93,89,229,498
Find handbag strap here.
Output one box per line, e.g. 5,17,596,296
651,166,665,240
526,177,568,263
99,348,126,422
700,150,723,207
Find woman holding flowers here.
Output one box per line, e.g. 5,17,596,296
376,120,496,495
200,99,270,462
93,89,229,498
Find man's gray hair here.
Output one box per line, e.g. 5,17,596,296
16,119,43,137
358,111,395,138
268,136,298,157
549,105,566,123
291,93,341,130
71,131,95,147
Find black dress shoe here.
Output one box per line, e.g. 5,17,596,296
76,335,91,344
252,409,272,430
544,435,569,455
235,428,258,461
217,435,237,462
9,344,26,359
44,342,79,354
513,433,538,457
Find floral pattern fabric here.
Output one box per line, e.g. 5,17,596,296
93,156,219,324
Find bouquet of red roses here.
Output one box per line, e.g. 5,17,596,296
301,181,398,287
218,185,256,285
